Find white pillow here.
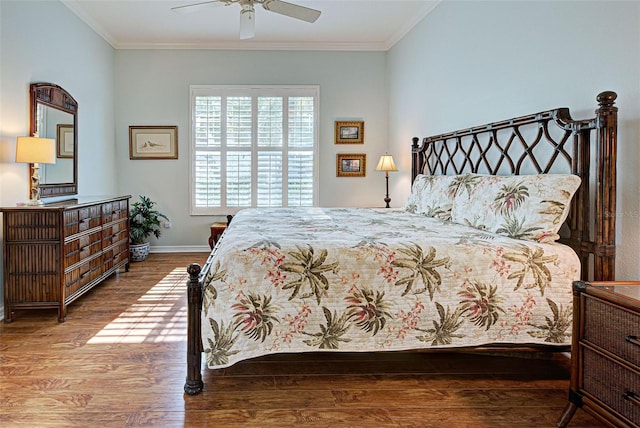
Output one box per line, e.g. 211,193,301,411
450,174,581,243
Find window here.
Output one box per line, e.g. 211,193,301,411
190,85,319,215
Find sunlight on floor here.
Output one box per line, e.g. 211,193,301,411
87,268,188,344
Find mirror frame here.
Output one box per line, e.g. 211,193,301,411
30,82,78,198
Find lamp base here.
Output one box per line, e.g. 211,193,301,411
384,174,391,208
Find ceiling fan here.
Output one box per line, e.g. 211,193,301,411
171,0,322,40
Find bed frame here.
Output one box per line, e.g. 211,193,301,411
184,91,618,395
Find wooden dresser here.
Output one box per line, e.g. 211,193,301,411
558,281,640,427
1,196,131,322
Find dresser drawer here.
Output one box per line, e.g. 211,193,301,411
3,211,60,241
102,220,128,246
102,200,129,223
582,346,640,425
584,295,640,367
64,257,104,297
64,205,102,235
103,242,129,271
64,231,103,266
4,244,60,303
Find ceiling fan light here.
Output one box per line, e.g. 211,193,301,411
239,6,255,39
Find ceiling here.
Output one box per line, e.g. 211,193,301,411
61,0,440,51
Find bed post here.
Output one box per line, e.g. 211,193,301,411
184,263,204,395
594,91,617,281
411,137,423,182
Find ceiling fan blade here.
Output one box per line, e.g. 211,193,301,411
239,5,255,40
171,0,225,14
262,0,321,23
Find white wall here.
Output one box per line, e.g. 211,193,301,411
387,0,640,279
0,0,116,313
114,50,388,249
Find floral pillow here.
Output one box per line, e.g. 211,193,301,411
450,174,581,243
405,174,475,221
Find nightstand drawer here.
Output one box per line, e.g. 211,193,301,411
584,295,640,367
582,346,640,425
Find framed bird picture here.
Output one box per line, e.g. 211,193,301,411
129,126,178,159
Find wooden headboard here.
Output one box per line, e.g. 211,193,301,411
411,91,618,282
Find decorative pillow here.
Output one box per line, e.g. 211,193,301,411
405,174,475,221
450,174,581,243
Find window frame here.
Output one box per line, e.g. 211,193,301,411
189,85,320,215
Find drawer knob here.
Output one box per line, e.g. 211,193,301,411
625,335,640,347
624,391,640,408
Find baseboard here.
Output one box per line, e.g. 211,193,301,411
149,245,211,253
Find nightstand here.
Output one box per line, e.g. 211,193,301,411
558,281,640,427
208,222,227,250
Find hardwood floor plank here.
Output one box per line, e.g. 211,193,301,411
0,413,132,428
386,407,605,427
0,253,604,427
183,408,397,427
273,373,570,390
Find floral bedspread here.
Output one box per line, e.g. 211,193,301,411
201,207,579,369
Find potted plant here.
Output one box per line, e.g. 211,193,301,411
129,195,169,262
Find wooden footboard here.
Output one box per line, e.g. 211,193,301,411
184,263,203,395
185,216,233,395
185,253,217,395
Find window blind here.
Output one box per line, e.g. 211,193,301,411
190,86,318,215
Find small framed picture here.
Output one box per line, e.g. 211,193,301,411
56,124,74,158
336,153,366,177
335,121,364,144
129,126,178,160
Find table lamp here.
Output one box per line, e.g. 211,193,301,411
16,135,56,205
375,154,398,208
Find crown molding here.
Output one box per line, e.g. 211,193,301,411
114,40,390,51
62,0,441,52
61,0,119,48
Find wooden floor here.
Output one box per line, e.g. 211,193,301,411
0,253,604,428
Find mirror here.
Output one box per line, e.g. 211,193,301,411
30,83,78,197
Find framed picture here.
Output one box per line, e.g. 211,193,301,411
336,153,366,177
335,121,364,144
56,124,74,158
129,126,178,160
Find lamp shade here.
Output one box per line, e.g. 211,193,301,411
375,154,398,172
16,136,56,164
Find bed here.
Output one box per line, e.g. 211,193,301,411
184,91,618,395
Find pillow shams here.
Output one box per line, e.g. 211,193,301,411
450,174,581,243
405,174,472,221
